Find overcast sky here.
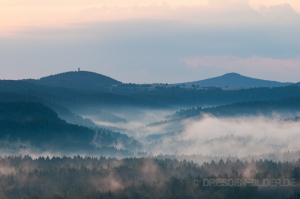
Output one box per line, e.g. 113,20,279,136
1,0,300,83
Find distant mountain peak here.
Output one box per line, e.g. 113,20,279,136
177,72,292,88
222,72,242,76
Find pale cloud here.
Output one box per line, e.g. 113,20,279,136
0,0,205,7
250,0,300,13
208,0,250,5
1,0,300,35
259,3,300,20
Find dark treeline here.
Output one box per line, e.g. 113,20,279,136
171,97,300,120
2,79,300,109
0,156,300,199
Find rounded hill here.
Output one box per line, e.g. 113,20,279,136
34,71,121,90
180,73,291,88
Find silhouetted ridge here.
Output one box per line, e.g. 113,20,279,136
178,72,291,88
0,101,95,146
0,101,59,122
27,71,121,90
0,101,142,154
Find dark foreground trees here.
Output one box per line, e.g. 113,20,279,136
0,156,300,199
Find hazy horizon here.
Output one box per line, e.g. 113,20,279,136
1,0,300,83
0,70,297,84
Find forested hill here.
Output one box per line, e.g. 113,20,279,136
178,73,292,88
0,101,142,154
25,71,122,90
0,101,59,122
0,101,95,147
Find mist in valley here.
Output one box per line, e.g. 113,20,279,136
75,105,300,162
148,115,300,157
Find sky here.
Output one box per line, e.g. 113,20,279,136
1,0,300,83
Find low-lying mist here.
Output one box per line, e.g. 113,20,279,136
86,107,177,137
145,115,300,157
2,105,299,161
86,107,300,159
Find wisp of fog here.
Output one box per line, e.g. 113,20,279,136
145,115,300,157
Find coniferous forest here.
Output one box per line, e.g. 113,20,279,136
1,155,300,199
